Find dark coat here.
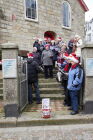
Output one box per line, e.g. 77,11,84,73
27,58,39,83
33,52,41,65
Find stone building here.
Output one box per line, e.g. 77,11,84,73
0,0,88,51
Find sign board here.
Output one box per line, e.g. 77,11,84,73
86,58,93,76
42,98,51,118
42,98,50,109
2,59,17,78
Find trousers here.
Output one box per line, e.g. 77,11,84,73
28,81,41,103
69,90,79,112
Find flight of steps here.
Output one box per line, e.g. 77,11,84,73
39,73,65,100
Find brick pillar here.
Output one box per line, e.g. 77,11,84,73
82,44,93,114
1,42,19,117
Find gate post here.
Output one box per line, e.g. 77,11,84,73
1,42,19,117
82,44,93,114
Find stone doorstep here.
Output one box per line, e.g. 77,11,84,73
0,114,93,128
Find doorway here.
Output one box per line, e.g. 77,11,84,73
44,31,56,40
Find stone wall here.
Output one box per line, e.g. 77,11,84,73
0,0,85,51
82,44,93,113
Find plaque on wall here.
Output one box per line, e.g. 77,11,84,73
86,58,93,76
2,59,17,78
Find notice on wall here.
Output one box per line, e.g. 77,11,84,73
86,58,93,76
2,59,17,78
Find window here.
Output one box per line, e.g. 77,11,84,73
62,1,71,28
87,33,91,42
25,0,38,21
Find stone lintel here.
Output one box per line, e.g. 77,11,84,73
82,43,93,49
0,42,18,49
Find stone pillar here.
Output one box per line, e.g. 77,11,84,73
1,42,19,117
82,44,93,114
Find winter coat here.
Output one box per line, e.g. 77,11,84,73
33,52,41,65
41,49,53,66
27,58,39,83
67,65,83,91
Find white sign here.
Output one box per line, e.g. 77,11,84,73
2,59,17,78
42,98,51,118
42,98,50,109
86,58,93,76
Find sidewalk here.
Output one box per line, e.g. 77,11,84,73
0,124,93,140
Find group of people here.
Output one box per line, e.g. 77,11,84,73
25,35,84,115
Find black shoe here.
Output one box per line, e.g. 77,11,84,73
70,111,78,115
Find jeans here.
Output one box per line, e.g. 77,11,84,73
28,81,41,103
44,65,53,78
69,90,79,112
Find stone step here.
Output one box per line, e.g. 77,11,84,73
33,94,64,99
16,115,93,127
39,78,57,83
39,82,61,88
0,88,3,94
39,74,57,78
0,79,3,83
40,88,64,94
0,83,3,88
1,113,93,128
0,94,3,100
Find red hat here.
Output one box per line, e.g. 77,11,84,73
63,52,69,59
68,53,79,63
27,53,34,58
45,44,50,48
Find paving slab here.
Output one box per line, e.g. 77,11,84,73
0,124,93,140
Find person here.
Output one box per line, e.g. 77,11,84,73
50,40,58,68
41,44,53,79
67,53,83,115
27,53,41,104
32,47,41,65
67,38,75,54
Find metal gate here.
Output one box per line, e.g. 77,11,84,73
18,57,28,111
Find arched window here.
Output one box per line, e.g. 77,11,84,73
62,1,71,28
25,0,38,21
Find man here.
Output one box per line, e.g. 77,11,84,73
67,53,83,115
41,44,53,79
32,47,41,65
27,53,41,104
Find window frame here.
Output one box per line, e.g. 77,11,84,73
62,1,71,29
24,0,38,22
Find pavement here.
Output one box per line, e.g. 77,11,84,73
0,124,93,140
